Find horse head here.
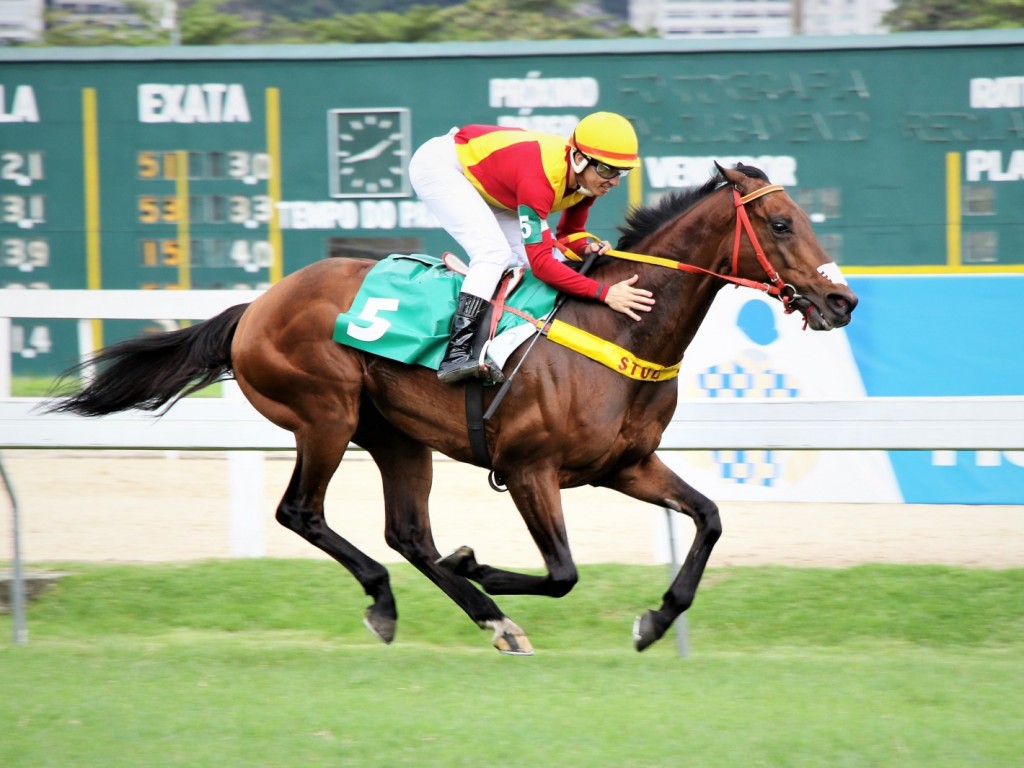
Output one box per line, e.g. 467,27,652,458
715,162,858,330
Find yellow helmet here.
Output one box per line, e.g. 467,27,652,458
568,112,640,170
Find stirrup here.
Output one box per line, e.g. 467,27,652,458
480,359,505,384
478,343,505,384
438,357,482,384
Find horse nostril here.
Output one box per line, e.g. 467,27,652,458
827,293,857,316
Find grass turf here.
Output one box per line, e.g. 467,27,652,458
2,561,1022,767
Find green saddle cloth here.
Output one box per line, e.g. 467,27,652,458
332,254,559,369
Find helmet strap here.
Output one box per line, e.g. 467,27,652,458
570,148,589,175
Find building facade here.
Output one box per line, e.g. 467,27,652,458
629,0,895,38
0,0,45,44
0,0,169,45
800,0,894,36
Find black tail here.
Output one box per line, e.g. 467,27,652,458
44,303,249,416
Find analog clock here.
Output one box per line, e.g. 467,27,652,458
330,108,411,198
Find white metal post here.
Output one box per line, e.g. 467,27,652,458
0,317,11,397
224,379,266,557
1,455,27,644
664,507,690,658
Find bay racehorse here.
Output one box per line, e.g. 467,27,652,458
46,164,857,654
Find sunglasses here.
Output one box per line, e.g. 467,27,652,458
585,156,629,180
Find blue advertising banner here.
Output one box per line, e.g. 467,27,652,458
664,274,1024,505
844,275,1024,504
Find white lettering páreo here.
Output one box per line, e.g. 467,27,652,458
489,74,599,109
497,114,580,135
0,85,39,123
644,156,798,188
969,77,1024,109
138,84,251,124
276,200,443,230
965,149,1024,182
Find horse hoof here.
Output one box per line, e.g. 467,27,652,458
363,606,396,645
632,611,662,652
436,545,475,574
486,618,534,656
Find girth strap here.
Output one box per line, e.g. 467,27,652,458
465,378,489,468
463,270,517,471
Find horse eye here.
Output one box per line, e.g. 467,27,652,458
771,219,791,234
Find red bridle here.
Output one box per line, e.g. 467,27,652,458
570,183,796,313
730,185,795,312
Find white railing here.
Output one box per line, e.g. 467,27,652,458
3,395,1024,451
0,288,264,397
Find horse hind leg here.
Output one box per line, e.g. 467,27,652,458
378,456,533,655
276,426,398,644
437,464,580,599
354,405,532,655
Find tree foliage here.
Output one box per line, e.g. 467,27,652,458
221,0,463,23
884,0,1024,31
266,6,447,43
28,0,1024,48
31,0,632,47
180,0,255,45
235,0,635,43
430,0,627,41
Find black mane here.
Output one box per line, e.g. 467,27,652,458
616,163,770,251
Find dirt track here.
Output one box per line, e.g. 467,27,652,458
1,450,1022,568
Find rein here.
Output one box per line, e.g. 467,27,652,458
565,183,795,313
491,183,797,385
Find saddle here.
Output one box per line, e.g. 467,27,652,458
331,253,557,372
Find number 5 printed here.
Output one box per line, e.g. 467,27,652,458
519,213,532,240
346,297,400,342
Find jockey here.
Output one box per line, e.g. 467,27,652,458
408,111,656,384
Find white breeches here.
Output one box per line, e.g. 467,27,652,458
408,131,527,300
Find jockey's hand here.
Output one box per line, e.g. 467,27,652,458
605,274,655,321
584,239,612,256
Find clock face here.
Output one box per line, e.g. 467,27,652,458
330,108,411,198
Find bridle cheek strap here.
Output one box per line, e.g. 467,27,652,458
732,186,793,311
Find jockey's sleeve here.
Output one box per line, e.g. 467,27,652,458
554,197,598,258
555,196,596,242
519,204,609,302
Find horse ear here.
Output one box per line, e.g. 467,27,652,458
715,161,742,187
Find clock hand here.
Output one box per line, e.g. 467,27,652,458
342,139,395,164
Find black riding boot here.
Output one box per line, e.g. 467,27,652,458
437,293,489,384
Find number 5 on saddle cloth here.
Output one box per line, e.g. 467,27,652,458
332,253,560,374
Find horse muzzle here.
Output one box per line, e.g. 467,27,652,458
790,288,858,331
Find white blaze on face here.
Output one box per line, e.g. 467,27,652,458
817,262,848,286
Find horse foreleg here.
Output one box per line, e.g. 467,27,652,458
357,410,532,655
599,453,722,652
276,428,397,644
438,465,579,599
